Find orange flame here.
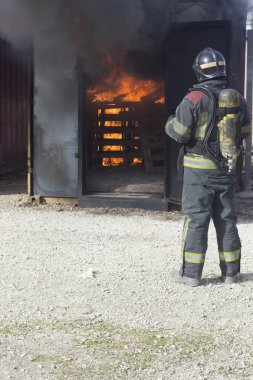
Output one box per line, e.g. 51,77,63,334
88,67,164,103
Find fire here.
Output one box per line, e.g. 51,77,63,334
88,67,164,103
90,66,164,168
96,103,143,167
97,109,124,167
102,142,124,167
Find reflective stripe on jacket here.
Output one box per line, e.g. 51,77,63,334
183,154,217,170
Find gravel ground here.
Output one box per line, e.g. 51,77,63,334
1,172,253,380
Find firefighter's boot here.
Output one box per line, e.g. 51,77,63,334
171,271,201,287
221,274,239,284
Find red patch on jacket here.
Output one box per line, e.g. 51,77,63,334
185,90,204,105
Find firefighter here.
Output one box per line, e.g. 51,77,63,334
165,47,251,286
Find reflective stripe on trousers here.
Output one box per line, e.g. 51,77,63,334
219,249,241,262
183,252,206,264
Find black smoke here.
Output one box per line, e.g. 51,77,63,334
0,0,248,83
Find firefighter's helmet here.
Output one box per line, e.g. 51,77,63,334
193,47,226,82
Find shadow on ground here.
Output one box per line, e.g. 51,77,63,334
202,272,253,286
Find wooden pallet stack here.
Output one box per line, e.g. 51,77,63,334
87,100,165,173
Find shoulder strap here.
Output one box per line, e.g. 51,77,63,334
189,86,226,166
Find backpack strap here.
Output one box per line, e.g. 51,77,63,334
217,107,242,118
188,85,227,168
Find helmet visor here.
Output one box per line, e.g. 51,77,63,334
199,61,226,78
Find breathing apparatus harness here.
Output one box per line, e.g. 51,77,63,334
188,85,242,174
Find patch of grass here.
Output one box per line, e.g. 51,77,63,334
0,318,89,337
0,318,227,379
124,349,158,369
139,333,168,348
32,354,70,365
0,321,30,335
0,325,16,335
169,333,214,359
95,320,114,333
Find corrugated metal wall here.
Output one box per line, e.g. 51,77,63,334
0,37,31,175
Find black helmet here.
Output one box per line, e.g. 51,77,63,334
192,47,226,82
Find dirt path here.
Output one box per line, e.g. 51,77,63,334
0,173,253,379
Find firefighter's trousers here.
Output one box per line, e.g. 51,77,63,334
181,163,241,279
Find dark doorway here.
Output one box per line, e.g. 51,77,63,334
164,20,245,208
77,64,166,210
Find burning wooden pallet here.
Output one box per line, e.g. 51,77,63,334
87,100,165,173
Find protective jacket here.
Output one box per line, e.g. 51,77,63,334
165,79,251,279
165,79,250,171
